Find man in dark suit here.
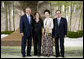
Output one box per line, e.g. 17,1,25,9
20,7,33,57
53,10,67,57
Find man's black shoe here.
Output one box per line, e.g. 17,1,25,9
55,55,60,57
22,55,25,57
27,55,31,56
62,55,64,58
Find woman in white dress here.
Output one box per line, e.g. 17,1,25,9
42,10,54,56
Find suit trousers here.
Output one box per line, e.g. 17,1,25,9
21,36,32,56
55,34,64,56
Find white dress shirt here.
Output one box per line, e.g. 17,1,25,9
26,14,31,24
57,17,61,26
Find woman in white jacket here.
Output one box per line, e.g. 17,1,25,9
42,10,53,56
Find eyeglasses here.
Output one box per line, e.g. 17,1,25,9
56,13,61,14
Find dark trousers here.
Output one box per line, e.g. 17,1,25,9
33,34,41,55
21,36,32,56
55,35,64,56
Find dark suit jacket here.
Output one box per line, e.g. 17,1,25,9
20,14,33,39
52,17,67,38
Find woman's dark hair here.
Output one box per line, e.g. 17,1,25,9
34,12,39,16
34,12,41,19
44,9,50,14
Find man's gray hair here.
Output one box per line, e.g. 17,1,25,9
25,7,31,10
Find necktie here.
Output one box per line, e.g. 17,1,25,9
57,19,60,26
27,15,31,24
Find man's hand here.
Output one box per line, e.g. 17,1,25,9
65,35,67,37
20,33,24,36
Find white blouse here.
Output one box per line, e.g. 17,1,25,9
43,18,53,33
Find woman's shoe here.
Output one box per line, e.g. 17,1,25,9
47,54,50,57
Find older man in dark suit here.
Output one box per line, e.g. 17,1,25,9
53,10,67,57
20,7,33,57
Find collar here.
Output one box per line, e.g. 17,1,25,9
26,14,30,17
57,17,61,20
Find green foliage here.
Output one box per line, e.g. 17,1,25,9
67,30,83,38
1,31,14,34
77,30,83,37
